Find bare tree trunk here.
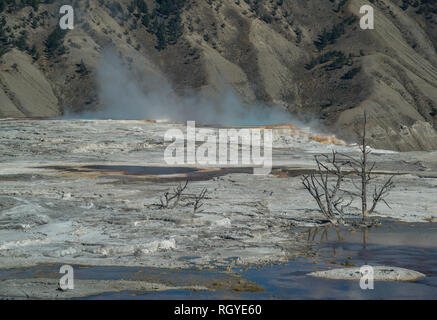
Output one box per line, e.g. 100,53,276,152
361,112,367,221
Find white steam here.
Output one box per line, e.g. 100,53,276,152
69,51,299,126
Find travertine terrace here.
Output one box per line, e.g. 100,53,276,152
0,119,436,270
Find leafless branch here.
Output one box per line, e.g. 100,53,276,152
301,150,349,224
368,175,395,214
157,180,189,209
192,188,208,213
301,111,395,225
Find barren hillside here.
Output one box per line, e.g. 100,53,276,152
0,0,437,151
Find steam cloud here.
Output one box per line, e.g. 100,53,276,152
70,51,298,126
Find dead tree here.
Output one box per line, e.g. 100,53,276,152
301,150,352,224
339,112,394,222
155,181,209,213
157,180,189,209
302,111,394,225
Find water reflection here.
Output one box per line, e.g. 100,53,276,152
307,225,371,262
305,220,437,271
